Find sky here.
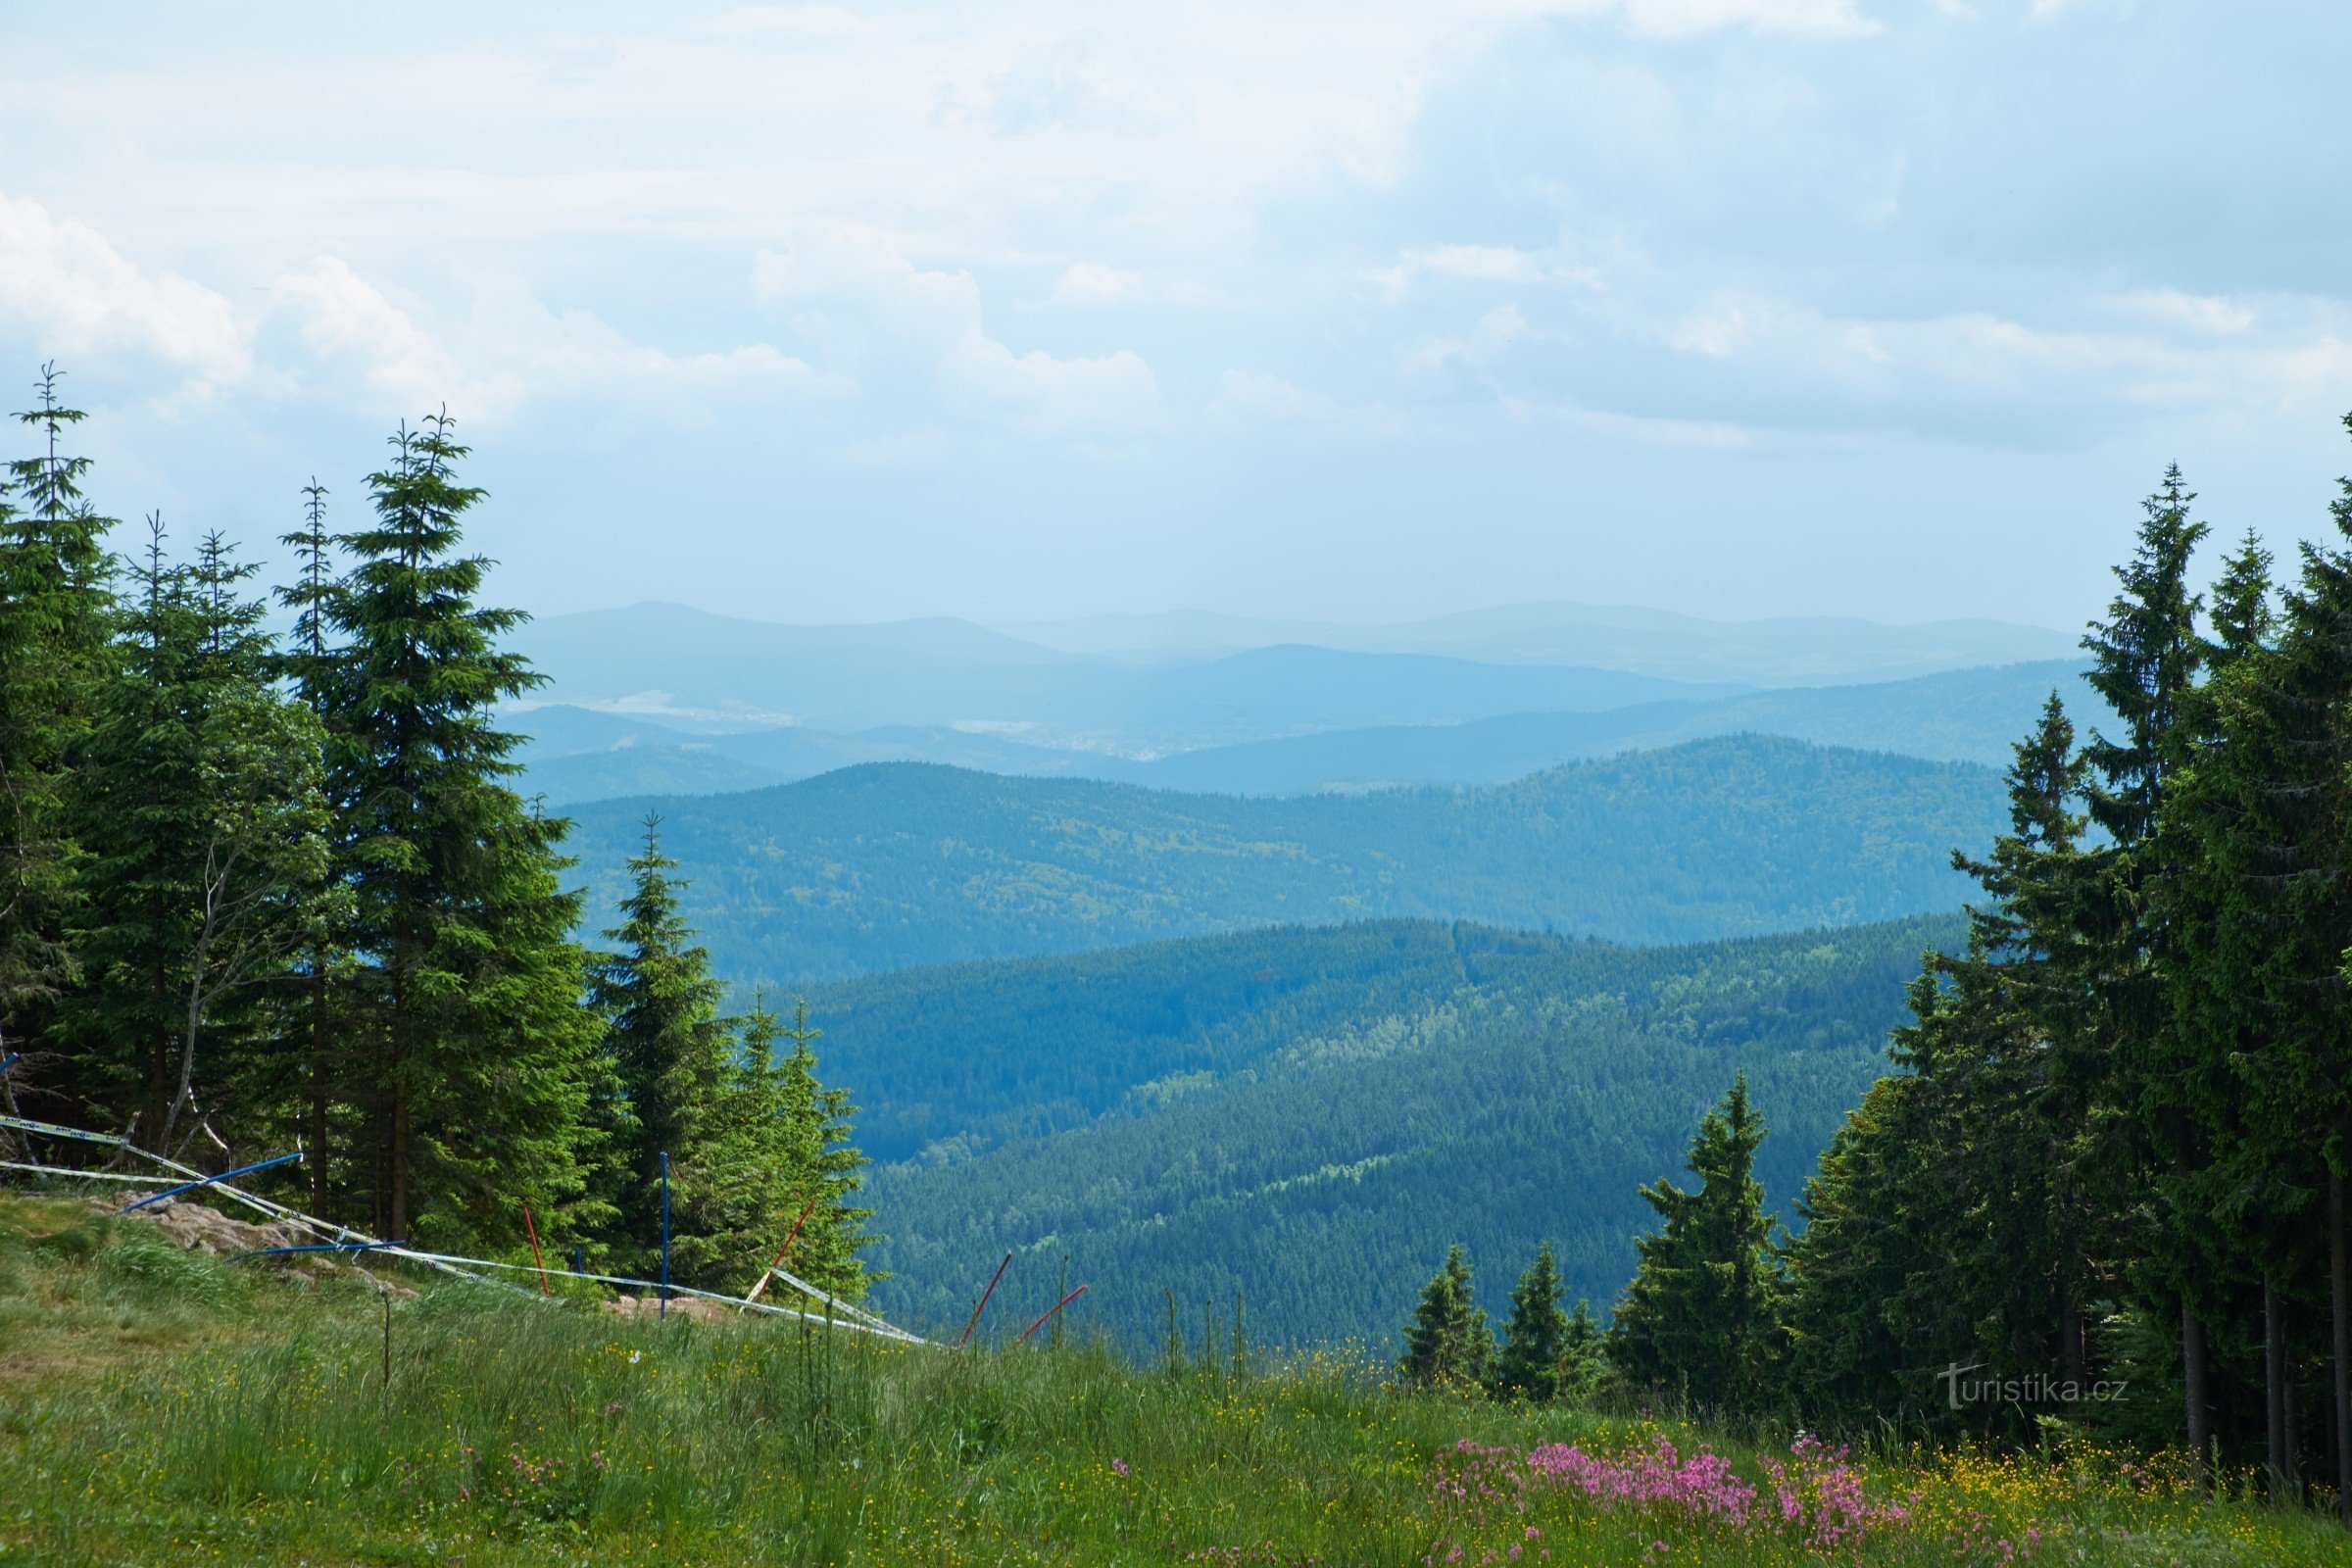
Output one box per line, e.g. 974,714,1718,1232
1,0,2347,632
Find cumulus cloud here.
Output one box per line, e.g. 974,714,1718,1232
755,225,1159,428
270,258,498,415
0,190,249,387
268,258,835,422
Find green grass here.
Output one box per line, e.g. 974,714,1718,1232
0,1192,2343,1566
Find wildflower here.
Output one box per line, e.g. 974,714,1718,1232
1112,1458,1131,1478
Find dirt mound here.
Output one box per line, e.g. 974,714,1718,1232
122,1196,298,1257
603,1293,732,1323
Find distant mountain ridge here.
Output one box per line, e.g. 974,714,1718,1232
997,599,2076,682
516,659,2105,804
509,602,1743,751
560,733,2009,986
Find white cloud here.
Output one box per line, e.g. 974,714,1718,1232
755,225,1159,428
1598,0,1880,38
1051,263,1150,305
270,257,835,422
270,257,496,415
0,190,248,386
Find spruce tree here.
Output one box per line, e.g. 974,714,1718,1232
2151,527,2276,1473
2079,469,2214,1424
1494,1241,1572,1401
69,523,330,1152
1558,1299,1605,1404
327,415,604,1247
274,478,353,1214
1398,1244,1493,1390
1607,1074,1781,1407
593,816,740,1279
0,364,114,1104
763,999,876,1300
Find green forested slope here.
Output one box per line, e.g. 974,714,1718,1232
839,914,1961,1350
565,735,2004,984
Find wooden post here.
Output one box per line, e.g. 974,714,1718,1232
521,1203,551,1296
1018,1284,1088,1345
960,1252,1013,1348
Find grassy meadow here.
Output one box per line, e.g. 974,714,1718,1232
0,1193,2341,1567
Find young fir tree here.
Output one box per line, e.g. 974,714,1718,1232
69,523,330,1152
0,365,114,1108
593,816,740,1281
327,415,604,1247
1559,1299,1606,1404
1607,1074,1781,1408
1783,1070,1942,1425
761,999,876,1301
1398,1244,1494,1390
1494,1241,1572,1401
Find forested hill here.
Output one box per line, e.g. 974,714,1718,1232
563,734,2008,986
840,913,1962,1349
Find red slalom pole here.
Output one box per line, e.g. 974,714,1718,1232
744,1192,823,1305
521,1203,551,1296
1017,1284,1088,1344
959,1251,1013,1348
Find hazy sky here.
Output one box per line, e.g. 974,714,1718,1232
3,1,2346,630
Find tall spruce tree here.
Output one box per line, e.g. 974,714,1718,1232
327,415,604,1247
274,478,353,1213
1950,696,2118,1400
2151,528,2277,1474
1608,1075,1781,1407
69,523,330,1152
1494,1241,1572,1401
1398,1244,1494,1390
2079,469,2214,1438
0,365,114,1110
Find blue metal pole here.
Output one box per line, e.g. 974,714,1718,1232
660,1151,670,1320
122,1149,304,1212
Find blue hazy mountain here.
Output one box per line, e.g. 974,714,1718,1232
998,600,2076,683
560,734,2008,986
515,659,2102,805
1125,660,2107,792
510,603,1742,751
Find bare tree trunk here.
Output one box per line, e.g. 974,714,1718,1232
2331,1168,2352,1525
2183,1298,2212,1485
2267,1274,2289,1498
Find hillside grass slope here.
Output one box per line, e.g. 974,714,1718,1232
0,1195,2333,1567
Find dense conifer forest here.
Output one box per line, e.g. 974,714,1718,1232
0,372,872,1298
561,737,2007,984
847,915,1956,1348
